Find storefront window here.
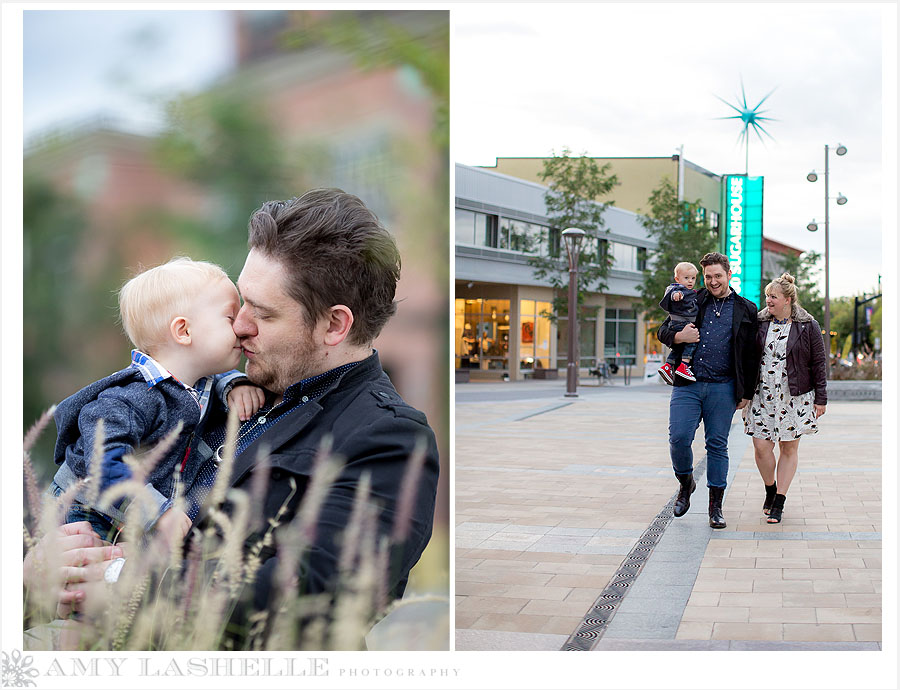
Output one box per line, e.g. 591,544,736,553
520,299,552,370
557,317,597,369
604,308,638,363
644,320,664,363
455,298,510,370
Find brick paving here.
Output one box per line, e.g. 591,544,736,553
454,379,882,650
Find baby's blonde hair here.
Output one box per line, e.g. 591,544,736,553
674,261,697,278
118,257,231,354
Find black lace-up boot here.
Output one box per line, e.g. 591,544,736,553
708,486,726,529
673,472,696,517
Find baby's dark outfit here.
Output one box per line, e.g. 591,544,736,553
659,283,700,367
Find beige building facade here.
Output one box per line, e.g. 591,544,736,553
489,155,724,224
455,163,660,382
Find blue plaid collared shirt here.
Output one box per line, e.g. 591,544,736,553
130,349,214,422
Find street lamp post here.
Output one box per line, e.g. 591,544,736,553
562,228,586,397
806,143,847,376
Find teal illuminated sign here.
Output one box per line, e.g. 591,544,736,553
720,175,764,309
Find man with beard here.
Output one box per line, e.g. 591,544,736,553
82,190,441,640
657,252,761,529
206,189,438,611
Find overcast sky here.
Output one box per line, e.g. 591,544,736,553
453,3,894,299
17,5,895,300
23,10,233,141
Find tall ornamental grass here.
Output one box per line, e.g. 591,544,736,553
23,408,445,651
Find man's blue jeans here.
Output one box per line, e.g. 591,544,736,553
668,380,736,488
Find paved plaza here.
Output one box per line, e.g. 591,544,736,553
454,376,883,651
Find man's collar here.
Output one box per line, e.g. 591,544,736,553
281,349,377,401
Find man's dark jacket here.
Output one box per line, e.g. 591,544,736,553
195,351,439,623
756,306,828,405
657,288,761,403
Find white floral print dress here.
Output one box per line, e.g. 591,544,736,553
744,322,818,441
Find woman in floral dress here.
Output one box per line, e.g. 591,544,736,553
744,273,828,523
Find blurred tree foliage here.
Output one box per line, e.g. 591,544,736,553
830,293,881,357
23,174,90,475
637,178,719,322
870,299,881,347
152,91,295,275
830,297,853,353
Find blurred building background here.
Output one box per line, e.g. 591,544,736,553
24,9,448,595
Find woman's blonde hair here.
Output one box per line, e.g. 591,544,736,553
765,272,800,308
118,257,231,354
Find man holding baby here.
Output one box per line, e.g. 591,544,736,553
657,252,761,529
27,188,440,646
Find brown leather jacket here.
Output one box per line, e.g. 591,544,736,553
756,305,828,405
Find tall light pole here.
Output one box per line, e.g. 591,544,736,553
806,143,847,375
562,228,586,397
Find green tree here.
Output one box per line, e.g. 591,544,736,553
636,178,719,322
528,149,619,322
152,90,297,276
764,250,824,325
828,293,881,357
23,173,95,476
829,296,854,355
870,299,882,349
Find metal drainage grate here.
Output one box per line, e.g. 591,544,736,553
561,456,708,651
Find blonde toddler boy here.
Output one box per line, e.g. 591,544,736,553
49,257,265,542
657,261,701,384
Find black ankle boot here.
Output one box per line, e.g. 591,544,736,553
763,482,777,515
673,472,696,517
708,486,726,529
767,493,786,523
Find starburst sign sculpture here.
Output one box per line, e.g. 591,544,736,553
715,80,777,175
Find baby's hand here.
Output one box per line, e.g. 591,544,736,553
227,385,266,421
155,508,192,543
672,291,683,301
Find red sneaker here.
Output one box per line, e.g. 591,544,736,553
675,362,696,382
658,362,675,385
